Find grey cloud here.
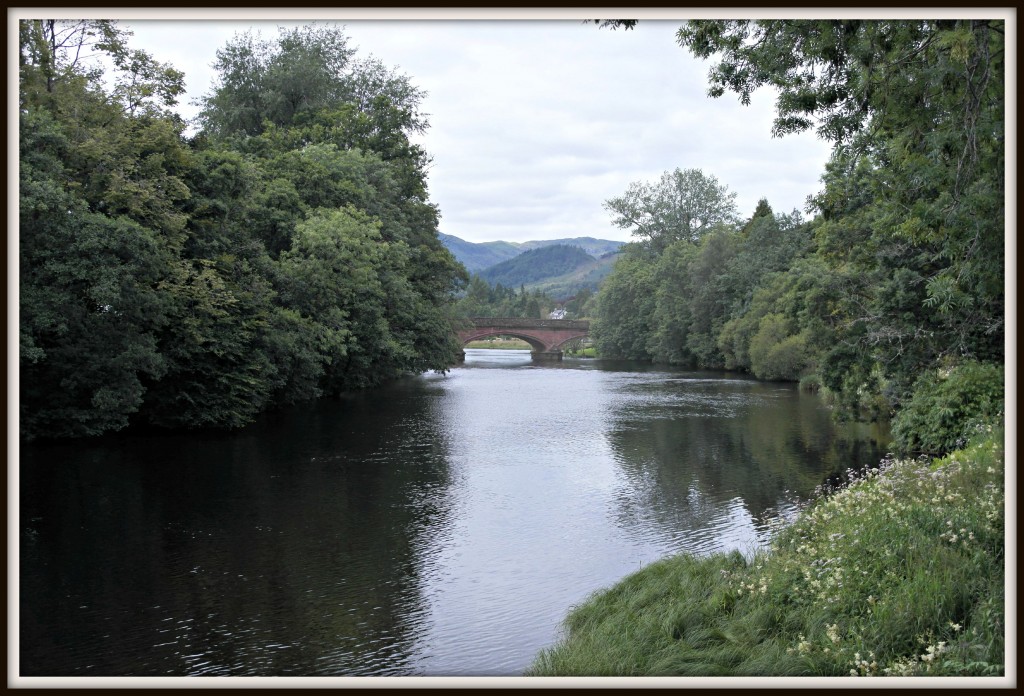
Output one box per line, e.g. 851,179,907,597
124,18,834,243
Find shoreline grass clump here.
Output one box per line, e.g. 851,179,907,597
527,424,1005,677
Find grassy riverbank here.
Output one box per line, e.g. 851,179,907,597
564,347,598,358
528,425,1005,677
465,338,532,349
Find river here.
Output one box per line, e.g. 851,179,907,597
18,350,890,677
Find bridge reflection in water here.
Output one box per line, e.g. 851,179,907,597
455,317,590,362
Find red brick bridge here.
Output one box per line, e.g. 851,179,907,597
455,317,590,361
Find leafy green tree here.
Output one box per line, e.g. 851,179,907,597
18,19,204,439
747,314,809,381
645,239,697,364
591,247,657,360
604,168,739,251
277,206,377,393
19,19,465,440
141,258,277,429
594,181,826,374
19,20,125,100
19,109,172,439
198,22,465,390
248,125,465,363
264,142,398,214
456,275,493,318
718,257,837,378
740,198,773,237
595,168,742,364
276,205,444,393
247,176,306,258
565,287,593,318
108,47,186,119
197,24,427,147
20,19,185,122
679,227,740,367
450,276,562,321
725,204,811,316
197,25,353,138
679,19,1004,409
260,306,331,405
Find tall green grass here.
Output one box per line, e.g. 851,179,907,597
528,424,1005,677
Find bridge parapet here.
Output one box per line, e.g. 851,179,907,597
467,317,590,331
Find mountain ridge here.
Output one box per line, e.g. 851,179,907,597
478,244,597,288
439,233,624,273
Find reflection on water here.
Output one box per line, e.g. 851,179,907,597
19,350,890,676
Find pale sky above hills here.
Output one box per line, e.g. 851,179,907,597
17,9,958,243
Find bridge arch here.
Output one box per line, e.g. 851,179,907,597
457,329,549,354
455,317,590,362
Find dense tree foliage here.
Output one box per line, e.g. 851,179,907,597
450,276,558,320
591,18,1004,454
591,248,657,359
19,21,466,441
593,186,813,372
680,19,1004,409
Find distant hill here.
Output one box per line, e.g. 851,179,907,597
438,233,522,273
517,237,624,258
439,233,624,273
523,250,622,300
478,244,596,288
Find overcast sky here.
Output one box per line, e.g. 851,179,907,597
111,15,839,244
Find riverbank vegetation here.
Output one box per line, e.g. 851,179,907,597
529,18,1008,678
450,276,560,320
529,422,1005,677
19,22,466,440
589,19,1005,449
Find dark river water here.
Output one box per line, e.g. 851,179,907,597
19,350,891,677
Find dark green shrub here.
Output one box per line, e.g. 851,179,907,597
749,314,810,381
892,361,1004,455
748,314,789,378
798,374,821,392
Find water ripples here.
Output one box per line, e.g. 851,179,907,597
19,353,890,677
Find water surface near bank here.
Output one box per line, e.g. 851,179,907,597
19,350,890,676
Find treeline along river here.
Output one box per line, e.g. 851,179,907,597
19,350,891,677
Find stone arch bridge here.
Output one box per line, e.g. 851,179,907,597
455,317,590,361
